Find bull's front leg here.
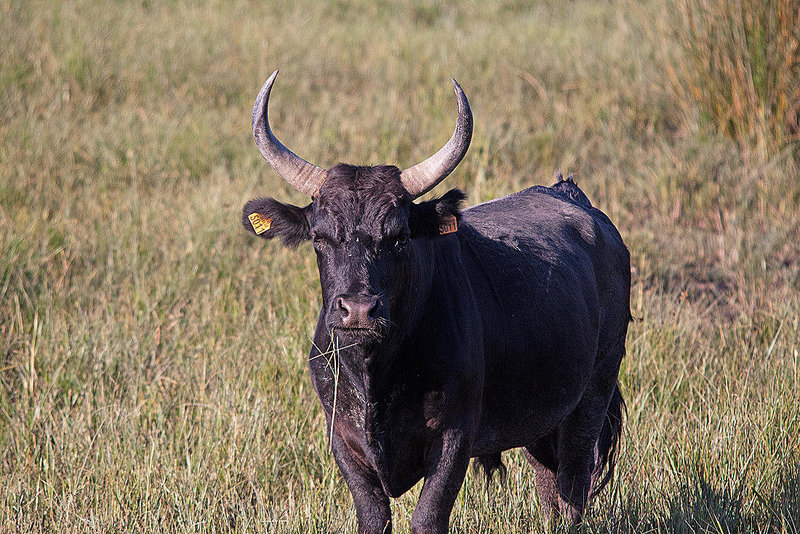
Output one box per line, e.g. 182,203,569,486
329,430,392,534
410,426,472,534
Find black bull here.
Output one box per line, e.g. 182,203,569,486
241,71,630,533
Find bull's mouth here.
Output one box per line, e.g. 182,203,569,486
330,324,387,342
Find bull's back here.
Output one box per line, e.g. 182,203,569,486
456,186,629,453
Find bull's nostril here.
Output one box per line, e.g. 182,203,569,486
337,297,350,318
367,299,380,320
334,294,381,329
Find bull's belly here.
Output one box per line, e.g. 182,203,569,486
470,401,577,456
469,347,596,456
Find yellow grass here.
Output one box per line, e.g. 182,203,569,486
1,1,798,532
665,0,800,160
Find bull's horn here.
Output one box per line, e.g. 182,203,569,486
252,70,327,197
400,79,473,198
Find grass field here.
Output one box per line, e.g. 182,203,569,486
1,1,799,532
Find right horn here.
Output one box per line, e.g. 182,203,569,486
252,70,328,197
400,79,473,198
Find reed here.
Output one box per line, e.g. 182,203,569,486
666,0,800,160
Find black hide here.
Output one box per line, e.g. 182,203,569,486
242,164,630,533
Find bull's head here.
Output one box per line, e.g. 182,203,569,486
242,71,472,342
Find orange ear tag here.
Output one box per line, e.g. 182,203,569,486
438,215,457,235
248,213,272,235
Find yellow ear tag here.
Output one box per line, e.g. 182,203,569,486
248,213,272,235
438,215,457,235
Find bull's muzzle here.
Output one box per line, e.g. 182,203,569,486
334,294,383,330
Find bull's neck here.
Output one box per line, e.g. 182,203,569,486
396,238,438,335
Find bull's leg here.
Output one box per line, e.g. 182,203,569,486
410,428,471,534
553,422,595,524
553,355,622,524
523,436,559,524
330,432,392,534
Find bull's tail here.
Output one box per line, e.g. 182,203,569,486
591,383,625,497
474,453,506,484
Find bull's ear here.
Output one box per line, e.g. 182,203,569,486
409,188,466,238
242,197,312,248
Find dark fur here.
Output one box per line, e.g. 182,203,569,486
242,166,630,533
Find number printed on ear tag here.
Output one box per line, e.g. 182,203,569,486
438,215,457,235
248,213,272,235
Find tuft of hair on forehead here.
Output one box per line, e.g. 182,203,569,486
312,164,413,239
316,164,410,219
322,164,408,198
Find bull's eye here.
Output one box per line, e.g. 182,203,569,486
394,235,408,249
311,232,334,250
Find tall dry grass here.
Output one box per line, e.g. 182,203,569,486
666,0,800,160
0,0,798,532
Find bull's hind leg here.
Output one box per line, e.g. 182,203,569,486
553,417,596,523
523,435,559,523
552,353,623,524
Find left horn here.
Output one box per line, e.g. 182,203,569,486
400,79,473,198
252,70,328,197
